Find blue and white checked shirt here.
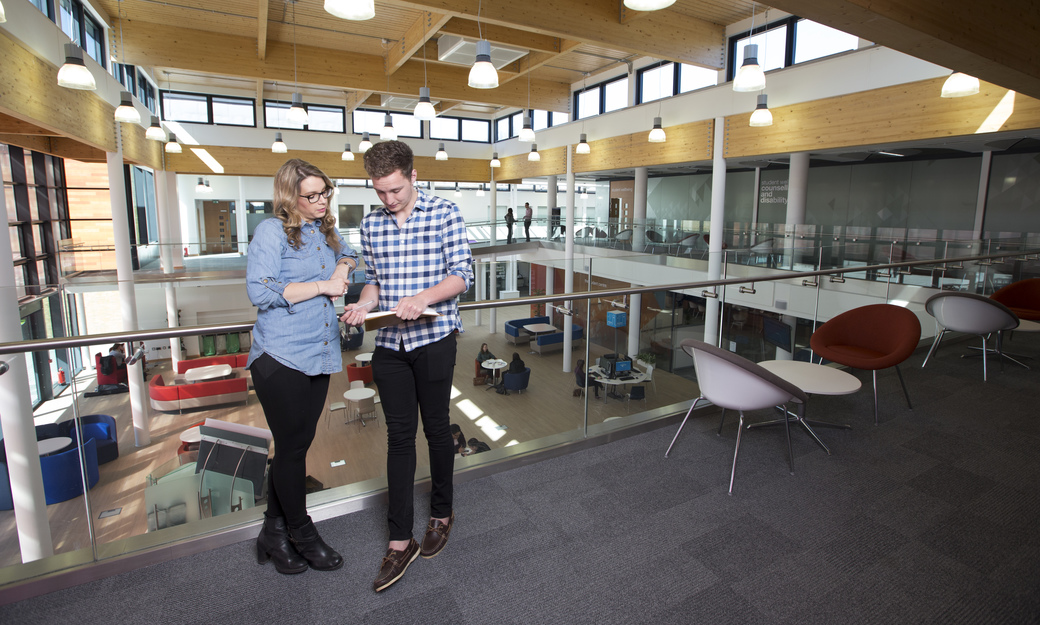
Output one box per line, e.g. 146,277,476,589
246,218,359,375
361,189,473,351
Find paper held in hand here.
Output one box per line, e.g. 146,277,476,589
363,308,440,331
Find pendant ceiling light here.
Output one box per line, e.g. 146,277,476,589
342,143,355,161
288,4,309,126
114,91,141,123
518,112,536,142
204,179,213,193
490,152,501,168
324,0,373,20
146,116,166,141
272,132,287,153
165,133,182,153
580,187,588,199
528,144,540,161
623,0,675,10
436,143,448,161
195,177,206,193
734,4,766,92
358,132,373,153
576,133,591,155
57,43,96,90
749,94,773,127
468,1,498,89
476,184,485,197
648,117,666,143
454,183,462,197
414,19,437,120
941,72,980,98
380,113,397,141
0,1,6,23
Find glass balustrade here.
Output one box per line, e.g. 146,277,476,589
4,241,1039,590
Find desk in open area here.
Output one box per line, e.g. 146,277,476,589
589,366,646,402
522,323,557,354
37,437,72,456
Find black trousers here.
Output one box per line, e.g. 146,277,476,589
506,223,514,243
373,334,457,541
250,352,329,529
524,218,531,241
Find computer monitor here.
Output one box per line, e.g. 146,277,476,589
762,316,793,353
614,359,632,373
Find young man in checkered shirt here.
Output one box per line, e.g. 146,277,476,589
341,140,473,592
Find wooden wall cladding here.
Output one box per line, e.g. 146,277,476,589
723,76,1040,159
573,119,714,174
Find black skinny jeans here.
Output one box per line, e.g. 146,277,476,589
372,334,457,541
250,352,329,529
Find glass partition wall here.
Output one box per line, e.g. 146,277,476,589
2,244,1039,592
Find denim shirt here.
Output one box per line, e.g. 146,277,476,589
246,218,359,375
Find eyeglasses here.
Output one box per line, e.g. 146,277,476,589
300,187,334,204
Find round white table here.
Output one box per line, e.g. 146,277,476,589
752,360,861,455
481,359,508,388
184,364,233,383
343,388,377,424
355,352,373,366
522,323,557,354
179,426,202,444
38,436,72,456
589,366,647,402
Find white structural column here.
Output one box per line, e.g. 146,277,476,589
166,172,185,268
489,174,498,246
107,145,150,446
0,182,53,562
236,177,249,253
547,175,558,239
633,167,648,253
488,254,497,333
545,262,555,318
75,292,90,367
563,146,575,373
474,260,483,327
155,170,182,367
628,292,641,358
751,166,762,245
704,118,727,346
784,152,810,269
972,151,993,240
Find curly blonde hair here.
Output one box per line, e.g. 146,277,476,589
272,158,342,252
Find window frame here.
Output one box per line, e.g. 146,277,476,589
573,73,628,118
160,90,256,127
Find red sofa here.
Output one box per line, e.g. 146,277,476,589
95,352,128,385
175,354,248,374
149,373,248,412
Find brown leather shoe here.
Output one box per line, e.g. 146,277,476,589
373,539,419,592
420,511,454,559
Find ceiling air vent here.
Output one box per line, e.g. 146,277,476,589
438,35,527,69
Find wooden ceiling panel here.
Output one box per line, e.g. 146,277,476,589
667,0,758,26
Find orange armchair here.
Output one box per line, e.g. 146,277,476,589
810,304,921,425
991,278,1040,321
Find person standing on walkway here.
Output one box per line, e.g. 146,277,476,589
341,140,473,592
247,158,357,575
505,207,516,244
523,202,533,241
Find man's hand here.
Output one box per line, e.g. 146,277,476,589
394,293,431,320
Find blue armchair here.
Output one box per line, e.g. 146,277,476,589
503,367,531,394
62,414,119,465
41,438,100,505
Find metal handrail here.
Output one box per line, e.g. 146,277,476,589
1,247,1035,356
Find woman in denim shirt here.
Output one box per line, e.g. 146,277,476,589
246,159,358,575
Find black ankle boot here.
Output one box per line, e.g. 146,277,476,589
289,517,343,571
256,515,308,574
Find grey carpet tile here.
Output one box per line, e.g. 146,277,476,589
906,463,999,507
919,510,1037,576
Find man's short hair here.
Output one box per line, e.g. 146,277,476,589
363,140,414,179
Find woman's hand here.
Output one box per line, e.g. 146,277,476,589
321,276,348,299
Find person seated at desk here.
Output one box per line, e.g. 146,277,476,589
507,352,525,374
574,359,602,399
108,343,126,368
476,343,497,365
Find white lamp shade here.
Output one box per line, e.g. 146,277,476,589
57,44,96,90
749,94,773,127
490,153,501,168
358,132,373,153
289,93,309,125
528,144,541,161
454,185,462,197
941,72,980,98
324,0,374,20
414,87,437,120
114,91,141,124
623,0,675,9
468,40,499,89
576,133,591,155
272,132,288,153
733,44,766,92
165,134,182,153
380,113,397,141
342,143,354,161
518,114,535,142
196,177,206,193
476,186,485,197
146,116,166,141
0,1,6,23
648,117,666,143
436,143,448,161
